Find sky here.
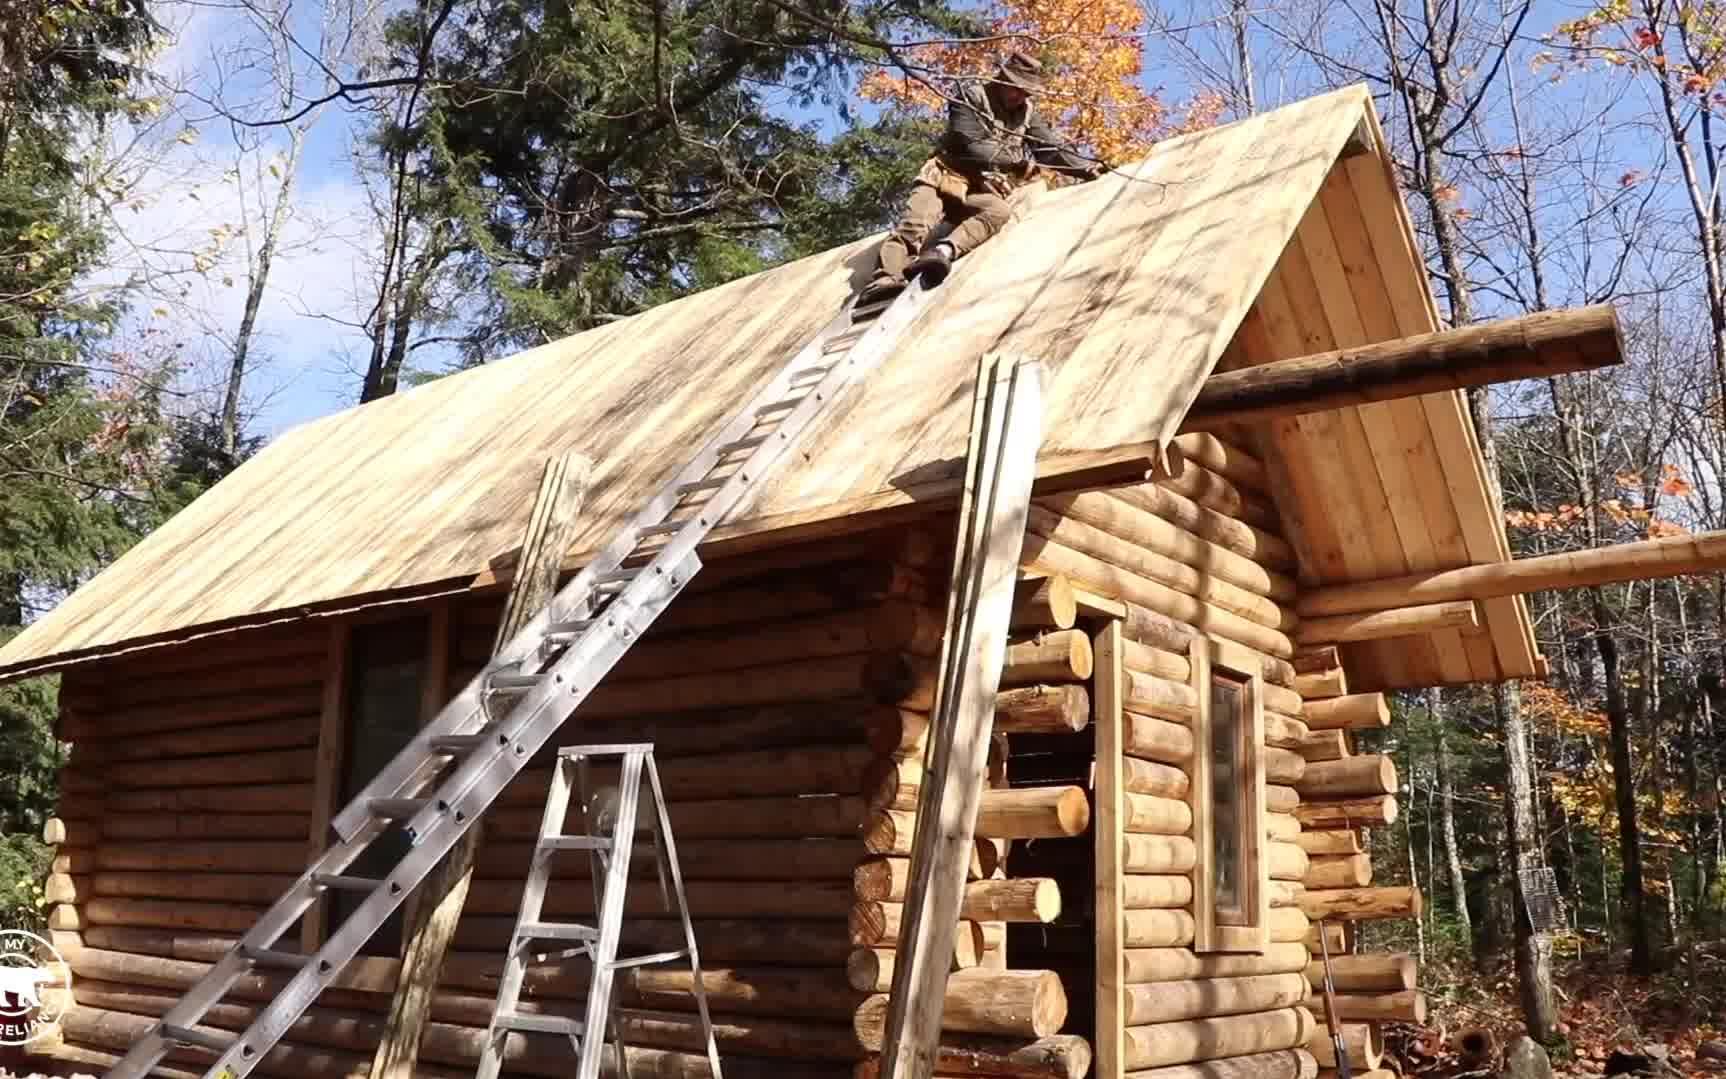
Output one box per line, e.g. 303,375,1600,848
109,0,1657,444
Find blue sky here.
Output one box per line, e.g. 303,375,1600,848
121,0,1666,444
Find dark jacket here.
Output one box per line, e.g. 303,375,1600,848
939,81,1094,180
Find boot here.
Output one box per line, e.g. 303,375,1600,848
907,242,954,286
856,272,907,307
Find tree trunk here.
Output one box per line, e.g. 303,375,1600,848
223,128,305,462
1496,681,1558,1039
1433,694,1470,940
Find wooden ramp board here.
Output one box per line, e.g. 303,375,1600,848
882,352,1044,1079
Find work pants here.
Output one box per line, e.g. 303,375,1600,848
875,182,1011,280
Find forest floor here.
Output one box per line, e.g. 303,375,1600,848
1396,945,1726,1076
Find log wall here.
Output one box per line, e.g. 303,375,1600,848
1013,431,1420,1079
33,435,1425,1079
41,529,1083,1079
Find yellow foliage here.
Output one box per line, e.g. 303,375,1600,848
859,0,1218,165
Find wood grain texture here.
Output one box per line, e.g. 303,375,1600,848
2,87,1384,681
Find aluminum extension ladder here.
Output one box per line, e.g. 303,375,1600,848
476,744,719,1079
106,277,936,1079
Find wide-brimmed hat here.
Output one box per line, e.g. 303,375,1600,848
995,51,1046,93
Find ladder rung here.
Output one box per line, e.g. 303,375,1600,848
368,797,428,820
241,946,309,970
496,1012,585,1037
159,1023,235,1052
717,434,771,454
596,568,636,584
675,477,726,495
607,947,691,970
539,836,611,852
429,732,488,753
311,873,378,892
517,920,599,942
639,518,691,538
488,672,542,693
791,362,837,381
757,394,808,415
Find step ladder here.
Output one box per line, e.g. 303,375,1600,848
106,277,938,1079
476,744,718,1079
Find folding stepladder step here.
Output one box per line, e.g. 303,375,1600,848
104,276,940,1079
477,745,721,1079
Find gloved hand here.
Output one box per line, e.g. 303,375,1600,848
1083,161,1110,182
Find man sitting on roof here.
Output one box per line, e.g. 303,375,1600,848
858,51,1105,306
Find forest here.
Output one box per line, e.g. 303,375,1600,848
1,0,1725,1073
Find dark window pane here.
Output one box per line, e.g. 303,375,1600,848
333,618,427,955
1210,675,1244,922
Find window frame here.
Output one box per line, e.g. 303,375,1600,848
1189,636,1269,954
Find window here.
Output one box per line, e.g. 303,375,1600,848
1190,639,1268,953
332,617,428,956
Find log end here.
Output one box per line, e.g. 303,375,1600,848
847,948,886,992
1055,787,1092,836
43,817,66,845
848,901,890,947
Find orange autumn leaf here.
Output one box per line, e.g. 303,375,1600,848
858,0,1213,165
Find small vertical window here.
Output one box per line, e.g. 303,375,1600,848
1192,641,1268,952
333,617,427,955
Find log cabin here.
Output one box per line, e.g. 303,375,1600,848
0,83,1696,1079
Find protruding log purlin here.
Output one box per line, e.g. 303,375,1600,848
1303,953,1416,993
1302,694,1389,731
1182,305,1621,431
1296,601,1478,645
1296,755,1396,798
1294,796,1397,829
1299,886,1421,922
1301,530,1726,619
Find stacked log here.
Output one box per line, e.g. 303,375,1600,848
47,531,1088,1077
1017,442,1336,1077
849,576,1091,1078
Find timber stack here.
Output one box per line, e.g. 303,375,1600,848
43,527,1086,1079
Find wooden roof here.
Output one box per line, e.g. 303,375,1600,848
0,85,1538,690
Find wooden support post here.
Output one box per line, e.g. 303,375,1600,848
1094,620,1125,1079
881,353,1043,1079
368,451,590,1079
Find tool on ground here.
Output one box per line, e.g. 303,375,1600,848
476,743,717,1079
104,278,939,1079
1316,917,1352,1079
